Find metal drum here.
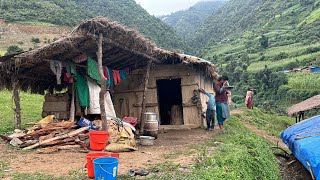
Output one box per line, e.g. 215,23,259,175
144,112,159,139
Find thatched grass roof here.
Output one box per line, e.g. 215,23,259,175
0,17,218,94
288,95,320,116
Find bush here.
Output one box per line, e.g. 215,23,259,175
31,37,40,44
4,45,23,55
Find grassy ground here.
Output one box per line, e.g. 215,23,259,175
248,51,320,72
286,72,320,91
0,90,44,133
0,50,5,56
237,108,294,137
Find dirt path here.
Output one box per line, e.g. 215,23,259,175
0,129,214,178
241,121,287,149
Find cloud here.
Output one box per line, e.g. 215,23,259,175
135,0,205,16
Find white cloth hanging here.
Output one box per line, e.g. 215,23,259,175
87,80,116,117
50,60,62,85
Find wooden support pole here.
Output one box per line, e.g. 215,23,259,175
139,60,152,135
11,76,21,129
69,84,75,122
97,33,108,131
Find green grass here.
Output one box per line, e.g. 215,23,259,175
286,72,320,91
0,50,5,56
305,7,320,24
144,116,281,179
0,90,44,133
17,21,56,27
12,170,90,180
248,51,320,71
239,109,294,137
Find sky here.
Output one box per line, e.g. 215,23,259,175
135,0,208,16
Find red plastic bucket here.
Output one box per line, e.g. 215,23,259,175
85,152,120,179
89,131,109,151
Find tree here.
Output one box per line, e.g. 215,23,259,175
259,34,269,49
5,45,23,55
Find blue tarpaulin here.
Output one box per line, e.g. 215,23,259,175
281,115,320,179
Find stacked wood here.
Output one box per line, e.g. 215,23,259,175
0,121,90,152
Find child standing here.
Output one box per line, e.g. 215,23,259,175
200,88,216,130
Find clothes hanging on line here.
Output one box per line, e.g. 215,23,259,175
75,72,89,107
113,70,121,85
87,79,116,116
87,79,101,114
50,60,62,85
108,68,114,85
87,57,101,84
120,69,127,80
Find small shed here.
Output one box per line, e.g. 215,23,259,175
0,17,218,129
288,95,320,123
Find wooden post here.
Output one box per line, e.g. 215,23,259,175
69,84,75,122
97,33,108,131
11,76,21,129
139,60,152,135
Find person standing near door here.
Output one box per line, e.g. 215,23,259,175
199,88,216,131
214,75,231,129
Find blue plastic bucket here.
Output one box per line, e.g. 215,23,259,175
93,157,119,180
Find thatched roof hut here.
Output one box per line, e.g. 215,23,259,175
0,17,218,94
288,95,320,116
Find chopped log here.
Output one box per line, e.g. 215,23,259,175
19,140,38,148
75,137,88,150
26,125,75,137
23,127,89,150
0,135,13,142
39,132,56,142
41,137,76,146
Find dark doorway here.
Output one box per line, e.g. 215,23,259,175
156,79,183,125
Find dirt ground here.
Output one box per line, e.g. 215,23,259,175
0,129,214,178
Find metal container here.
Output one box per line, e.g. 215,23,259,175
144,112,157,121
140,136,155,146
144,112,159,139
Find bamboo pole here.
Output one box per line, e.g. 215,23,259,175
11,76,21,129
139,60,152,135
97,33,108,131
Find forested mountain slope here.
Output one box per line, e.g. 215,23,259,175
195,0,320,71
0,0,187,51
160,1,225,40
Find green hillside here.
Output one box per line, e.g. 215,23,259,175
0,0,187,51
196,0,320,71
160,1,225,42
179,0,320,113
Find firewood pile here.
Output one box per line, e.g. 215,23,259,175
0,121,90,153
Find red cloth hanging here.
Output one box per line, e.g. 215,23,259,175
113,70,120,85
